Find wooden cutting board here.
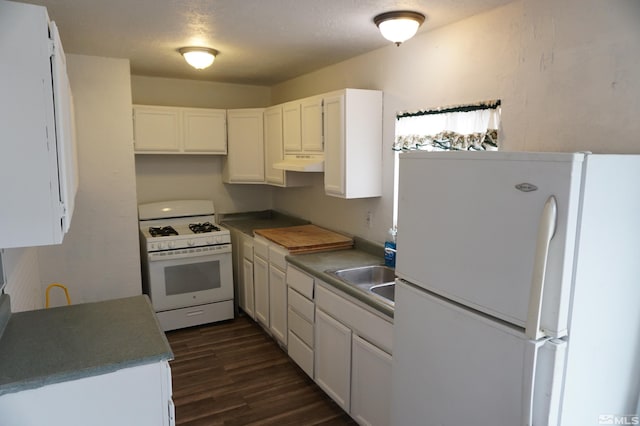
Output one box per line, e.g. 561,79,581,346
254,224,353,254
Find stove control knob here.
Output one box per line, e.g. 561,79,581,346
158,242,167,250
207,238,215,245
187,240,195,247
216,236,223,244
168,241,175,249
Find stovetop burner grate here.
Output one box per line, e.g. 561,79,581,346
189,222,220,234
149,226,178,237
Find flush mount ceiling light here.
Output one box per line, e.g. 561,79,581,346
374,11,426,46
178,47,219,70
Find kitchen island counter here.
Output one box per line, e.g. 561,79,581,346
0,294,172,396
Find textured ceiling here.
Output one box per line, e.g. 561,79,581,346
19,0,513,86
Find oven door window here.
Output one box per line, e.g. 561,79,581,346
165,261,221,295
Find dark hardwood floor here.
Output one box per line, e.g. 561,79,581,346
166,315,356,426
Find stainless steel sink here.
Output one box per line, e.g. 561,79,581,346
370,283,395,302
326,265,396,305
330,265,395,287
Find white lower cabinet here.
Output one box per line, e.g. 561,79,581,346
242,257,255,319
252,236,289,346
315,283,393,426
315,308,352,411
253,254,269,327
239,234,255,319
351,335,392,426
269,263,287,344
0,361,174,426
286,265,316,378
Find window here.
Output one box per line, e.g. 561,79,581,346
392,100,501,226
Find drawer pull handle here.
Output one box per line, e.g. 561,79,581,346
186,310,204,317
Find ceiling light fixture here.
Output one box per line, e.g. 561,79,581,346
178,47,219,70
374,11,426,46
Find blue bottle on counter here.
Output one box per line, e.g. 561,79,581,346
384,227,397,268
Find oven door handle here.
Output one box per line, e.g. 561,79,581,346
147,244,232,261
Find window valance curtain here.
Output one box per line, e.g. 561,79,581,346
394,100,501,152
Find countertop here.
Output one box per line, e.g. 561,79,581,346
220,211,393,318
0,295,173,396
286,240,394,319
220,210,309,236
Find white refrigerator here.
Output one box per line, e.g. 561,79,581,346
391,151,640,426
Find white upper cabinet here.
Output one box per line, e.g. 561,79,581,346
0,1,78,248
133,105,227,154
223,108,265,184
283,96,323,154
323,89,383,199
282,101,302,153
265,105,314,188
264,105,286,186
300,95,324,153
182,108,227,153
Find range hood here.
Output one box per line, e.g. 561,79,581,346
273,155,324,172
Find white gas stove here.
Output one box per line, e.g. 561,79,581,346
138,200,234,331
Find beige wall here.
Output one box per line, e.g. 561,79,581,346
131,75,274,213
37,55,143,306
131,75,271,109
270,0,640,244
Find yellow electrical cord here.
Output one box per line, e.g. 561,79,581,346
45,283,71,308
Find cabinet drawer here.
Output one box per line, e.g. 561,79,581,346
253,236,269,259
288,330,314,378
288,288,314,322
288,307,313,347
316,284,393,354
269,244,288,270
286,265,314,299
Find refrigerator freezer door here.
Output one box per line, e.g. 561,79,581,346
391,281,566,426
396,151,584,334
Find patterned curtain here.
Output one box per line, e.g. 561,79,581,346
394,100,501,152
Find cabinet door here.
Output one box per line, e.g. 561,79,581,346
300,96,324,152
242,258,255,319
283,101,302,153
254,255,269,327
182,108,226,153
225,109,265,183
315,309,351,411
351,335,392,426
323,94,345,197
264,106,285,186
0,361,174,426
133,106,181,152
269,265,287,345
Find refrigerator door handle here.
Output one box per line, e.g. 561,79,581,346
525,196,557,340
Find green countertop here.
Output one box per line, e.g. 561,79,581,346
0,295,173,396
221,210,309,236
286,243,394,319
220,211,393,318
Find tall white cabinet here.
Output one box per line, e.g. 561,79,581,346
323,89,383,199
0,1,78,249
